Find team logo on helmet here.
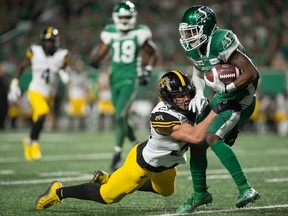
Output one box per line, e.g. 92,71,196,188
195,7,209,24
159,77,172,91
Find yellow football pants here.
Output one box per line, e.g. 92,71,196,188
100,144,177,204
68,98,86,117
28,90,54,122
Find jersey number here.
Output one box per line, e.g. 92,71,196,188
41,69,50,84
112,40,136,63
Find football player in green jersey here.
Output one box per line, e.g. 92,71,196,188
90,1,158,171
176,5,260,213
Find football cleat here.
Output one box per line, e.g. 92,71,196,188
22,138,32,161
236,187,260,208
176,192,212,213
35,181,63,210
89,170,110,184
31,142,42,160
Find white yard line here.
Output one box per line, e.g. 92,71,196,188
154,204,288,216
1,165,288,185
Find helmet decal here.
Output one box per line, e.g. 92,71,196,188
196,7,209,24
159,76,172,91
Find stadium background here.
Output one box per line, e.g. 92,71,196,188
0,0,288,133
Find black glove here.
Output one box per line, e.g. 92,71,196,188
90,58,100,69
213,100,242,114
139,65,152,86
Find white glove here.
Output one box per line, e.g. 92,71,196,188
189,96,208,115
59,69,70,84
8,79,21,102
204,71,226,93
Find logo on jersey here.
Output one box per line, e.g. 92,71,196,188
222,32,234,49
155,115,164,121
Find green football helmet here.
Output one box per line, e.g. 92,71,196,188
179,5,217,51
112,1,137,31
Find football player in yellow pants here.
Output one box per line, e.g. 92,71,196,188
8,27,70,161
35,70,241,210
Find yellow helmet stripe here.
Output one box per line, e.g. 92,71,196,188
171,70,186,86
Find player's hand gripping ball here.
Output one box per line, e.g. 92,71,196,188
205,64,241,85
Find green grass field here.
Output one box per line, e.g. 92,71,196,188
0,130,288,216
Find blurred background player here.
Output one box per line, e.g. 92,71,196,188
0,63,9,129
176,5,260,213
96,70,115,132
67,59,90,130
8,26,70,161
90,1,158,171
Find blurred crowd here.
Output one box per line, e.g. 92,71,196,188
1,0,288,67
0,0,288,135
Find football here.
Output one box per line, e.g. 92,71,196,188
205,64,241,85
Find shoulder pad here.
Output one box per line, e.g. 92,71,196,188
150,111,180,128
103,24,117,33
211,29,239,52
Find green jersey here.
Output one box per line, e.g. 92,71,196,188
101,24,152,87
186,29,258,106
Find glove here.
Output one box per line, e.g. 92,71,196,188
8,79,21,102
189,96,208,115
139,65,152,86
59,69,70,84
204,72,226,93
90,58,100,69
213,100,242,114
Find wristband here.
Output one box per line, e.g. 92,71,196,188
225,82,236,93
144,65,153,71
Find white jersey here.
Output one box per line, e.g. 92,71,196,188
28,45,68,97
141,101,193,170
68,72,89,99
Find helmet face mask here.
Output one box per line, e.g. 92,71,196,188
158,70,196,113
40,27,59,55
179,5,217,51
112,1,137,31
179,23,205,51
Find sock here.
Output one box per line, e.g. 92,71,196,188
30,115,46,140
115,116,125,148
211,140,250,192
127,122,137,143
56,183,107,204
189,146,208,194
